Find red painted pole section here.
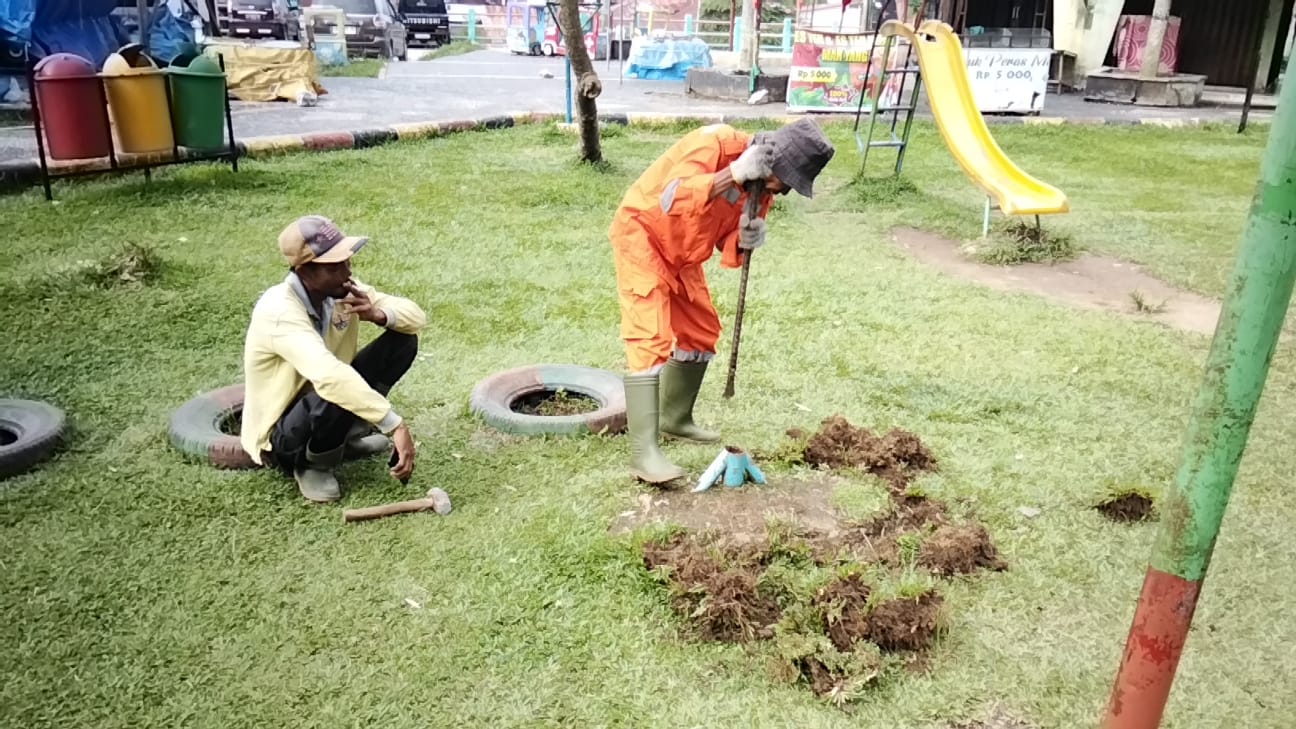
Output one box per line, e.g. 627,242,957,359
1103,569,1202,729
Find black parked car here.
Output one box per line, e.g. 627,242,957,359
400,0,450,48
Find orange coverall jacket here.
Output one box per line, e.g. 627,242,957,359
608,124,773,372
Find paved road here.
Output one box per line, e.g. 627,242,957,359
0,47,1271,162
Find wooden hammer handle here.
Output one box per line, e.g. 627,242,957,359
342,498,436,523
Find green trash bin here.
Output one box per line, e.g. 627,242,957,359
166,55,228,150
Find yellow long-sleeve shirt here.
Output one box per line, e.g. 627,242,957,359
240,273,427,464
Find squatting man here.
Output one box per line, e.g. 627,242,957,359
240,215,430,504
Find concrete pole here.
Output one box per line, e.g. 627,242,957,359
1101,52,1296,729
137,0,151,50
739,0,756,69
1138,0,1172,79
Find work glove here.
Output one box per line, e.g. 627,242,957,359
729,143,774,185
738,213,766,250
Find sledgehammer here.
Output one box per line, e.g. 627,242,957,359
723,180,765,399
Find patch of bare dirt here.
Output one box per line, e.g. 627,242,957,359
802,415,936,490
866,590,944,651
919,523,1009,577
611,475,847,542
891,227,1221,336
1096,492,1156,523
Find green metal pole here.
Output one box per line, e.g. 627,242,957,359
468,8,477,44
1102,72,1296,729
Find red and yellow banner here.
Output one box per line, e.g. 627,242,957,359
785,29,906,113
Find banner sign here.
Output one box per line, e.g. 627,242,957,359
963,47,1052,113
785,29,906,113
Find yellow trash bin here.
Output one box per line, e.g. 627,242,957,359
102,45,175,154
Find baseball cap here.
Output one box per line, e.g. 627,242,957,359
278,215,369,267
764,118,836,198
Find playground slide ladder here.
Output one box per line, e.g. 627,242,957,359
853,0,928,176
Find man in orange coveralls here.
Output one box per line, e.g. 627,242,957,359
609,118,836,483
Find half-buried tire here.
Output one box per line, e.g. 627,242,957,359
470,364,626,436
0,399,67,480
169,384,259,469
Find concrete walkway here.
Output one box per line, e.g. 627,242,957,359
0,47,1271,163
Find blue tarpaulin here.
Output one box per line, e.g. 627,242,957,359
147,0,198,64
0,0,132,66
0,0,34,42
625,37,712,81
33,0,128,66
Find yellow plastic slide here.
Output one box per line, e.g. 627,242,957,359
879,20,1069,216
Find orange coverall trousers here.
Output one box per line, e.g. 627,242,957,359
608,124,772,373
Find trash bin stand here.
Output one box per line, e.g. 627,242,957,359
27,53,239,202
28,63,120,202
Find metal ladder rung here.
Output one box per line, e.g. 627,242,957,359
868,139,906,149
877,105,918,113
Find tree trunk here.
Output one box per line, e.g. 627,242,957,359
728,0,737,49
558,0,603,163
1139,0,1172,80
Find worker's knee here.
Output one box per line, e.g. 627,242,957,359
626,339,672,374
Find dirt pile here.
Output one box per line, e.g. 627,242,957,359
793,415,936,489
640,420,1009,704
919,524,1009,577
1096,491,1156,523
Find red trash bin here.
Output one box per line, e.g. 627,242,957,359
33,53,113,161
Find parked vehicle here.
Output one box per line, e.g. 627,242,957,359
541,7,604,59
309,0,407,59
505,0,546,56
400,0,450,48
224,0,301,41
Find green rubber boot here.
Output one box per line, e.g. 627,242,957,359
659,359,721,443
295,443,345,503
624,372,685,484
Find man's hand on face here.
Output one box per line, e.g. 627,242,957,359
340,279,388,326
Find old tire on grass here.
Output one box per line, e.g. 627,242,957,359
169,384,259,469
0,399,66,479
469,364,626,436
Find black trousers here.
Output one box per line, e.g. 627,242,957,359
269,330,418,473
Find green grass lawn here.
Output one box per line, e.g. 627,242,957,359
414,41,483,60
320,57,386,77
1,120,1291,729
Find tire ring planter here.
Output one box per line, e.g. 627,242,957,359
469,364,627,436
169,384,259,470
0,398,67,480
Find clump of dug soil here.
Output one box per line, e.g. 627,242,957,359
642,532,781,643
919,523,1009,577
1096,491,1156,523
814,573,872,652
801,415,936,489
865,591,945,651
864,494,950,537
